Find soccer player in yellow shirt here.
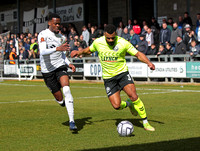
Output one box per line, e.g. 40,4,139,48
71,24,155,131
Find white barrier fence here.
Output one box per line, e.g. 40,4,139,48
1,55,200,82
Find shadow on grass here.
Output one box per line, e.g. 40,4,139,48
95,118,164,129
62,117,163,134
80,137,200,151
62,117,93,134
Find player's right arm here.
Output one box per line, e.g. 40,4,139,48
70,46,92,58
38,33,69,55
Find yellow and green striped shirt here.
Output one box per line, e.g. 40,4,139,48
90,36,138,79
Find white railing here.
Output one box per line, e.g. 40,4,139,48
1,54,200,82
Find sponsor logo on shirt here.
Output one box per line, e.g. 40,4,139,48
101,56,118,62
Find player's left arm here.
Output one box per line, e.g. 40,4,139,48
135,51,155,70
62,53,76,72
126,41,155,70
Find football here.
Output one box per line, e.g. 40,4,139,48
117,120,134,137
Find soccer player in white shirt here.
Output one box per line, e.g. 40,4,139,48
38,13,77,131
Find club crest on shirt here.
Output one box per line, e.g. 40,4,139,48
40,37,45,42
113,46,119,51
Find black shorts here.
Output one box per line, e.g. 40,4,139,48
103,71,134,97
42,65,68,94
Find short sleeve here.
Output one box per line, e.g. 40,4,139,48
89,40,97,53
126,41,138,56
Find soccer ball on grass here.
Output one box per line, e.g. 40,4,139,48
117,120,134,137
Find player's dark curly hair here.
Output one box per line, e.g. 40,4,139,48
104,24,116,34
47,13,61,21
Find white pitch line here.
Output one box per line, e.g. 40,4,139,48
1,83,200,92
0,91,187,104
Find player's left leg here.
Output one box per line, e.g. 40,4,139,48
123,84,155,131
108,91,123,109
60,75,77,131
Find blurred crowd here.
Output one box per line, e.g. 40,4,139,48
1,11,200,64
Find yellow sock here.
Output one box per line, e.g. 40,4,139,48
118,101,127,110
133,97,147,119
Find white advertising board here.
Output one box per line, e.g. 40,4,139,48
4,64,37,76
148,62,186,78
127,63,148,77
84,63,102,77
49,3,84,23
84,63,148,78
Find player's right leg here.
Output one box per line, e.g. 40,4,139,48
104,77,128,110
123,84,155,131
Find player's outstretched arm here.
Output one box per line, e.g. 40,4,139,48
135,51,155,70
56,43,70,51
70,47,92,58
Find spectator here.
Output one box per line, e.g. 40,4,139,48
136,34,148,55
126,19,133,33
183,12,193,28
79,35,87,49
183,23,191,35
156,44,166,56
183,29,198,51
141,25,148,36
27,33,32,42
61,26,68,37
19,41,28,59
146,28,154,49
189,40,200,58
8,43,14,55
24,38,30,52
82,25,90,46
121,27,130,41
150,25,160,46
89,26,98,45
28,47,36,59
150,17,160,30
9,47,17,64
162,18,167,24
160,22,171,46
30,39,39,58
87,22,92,33
19,47,28,60
174,36,186,54
132,19,141,35
96,24,104,38
142,20,148,29
73,41,81,51
0,46,4,57
170,22,182,49
68,27,77,39
195,25,200,46
69,36,75,52
130,29,140,47
116,21,124,37
167,18,174,31
165,43,173,54
196,13,200,28
148,44,157,55
178,16,184,29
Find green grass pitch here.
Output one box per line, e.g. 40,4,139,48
0,80,200,151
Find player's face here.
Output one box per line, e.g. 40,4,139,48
48,18,61,34
105,32,116,46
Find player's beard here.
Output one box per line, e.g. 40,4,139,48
54,31,59,34
107,41,115,46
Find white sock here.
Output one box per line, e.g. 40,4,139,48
143,119,148,124
63,86,74,122
55,99,64,105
